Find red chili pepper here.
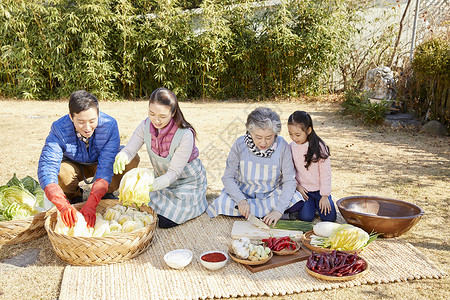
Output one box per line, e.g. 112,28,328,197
272,238,281,246
273,236,290,248
262,238,271,248
309,251,367,277
317,255,324,270
274,241,290,251
310,259,317,271
338,261,356,276
330,250,337,263
272,239,282,249
269,237,277,249
306,254,315,269
323,258,330,271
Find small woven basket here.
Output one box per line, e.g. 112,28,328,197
0,211,48,245
44,199,157,266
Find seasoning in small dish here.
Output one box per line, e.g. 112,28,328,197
164,249,193,269
201,252,227,262
200,250,228,271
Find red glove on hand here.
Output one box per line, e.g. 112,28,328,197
44,183,78,228
80,178,109,228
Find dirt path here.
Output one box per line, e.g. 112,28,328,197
0,99,449,299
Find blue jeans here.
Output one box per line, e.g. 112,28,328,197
286,191,337,222
158,214,179,228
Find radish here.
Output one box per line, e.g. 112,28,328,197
313,221,341,237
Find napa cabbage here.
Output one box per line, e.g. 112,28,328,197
92,219,111,237
103,208,121,222
0,174,45,221
109,220,122,233
118,168,155,207
53,204,153,237
118,214,134,225
311,224,380,251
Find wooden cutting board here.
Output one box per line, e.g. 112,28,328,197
244,246,311,273
231,221,303,240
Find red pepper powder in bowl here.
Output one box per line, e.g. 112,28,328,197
201,252,226,262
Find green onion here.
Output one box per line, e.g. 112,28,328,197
273,220,314,232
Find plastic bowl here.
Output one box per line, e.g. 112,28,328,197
337,196,424,238
199,250,228,271
163,249,193,269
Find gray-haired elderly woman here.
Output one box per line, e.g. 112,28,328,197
207,107,304,227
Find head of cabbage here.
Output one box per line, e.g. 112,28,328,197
118,168,155,207
0,174,44,221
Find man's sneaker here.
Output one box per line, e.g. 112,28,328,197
103,193,118,199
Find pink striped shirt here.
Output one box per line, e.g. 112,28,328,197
290,142,331,196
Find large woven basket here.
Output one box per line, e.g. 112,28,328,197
44,199,157,266
0,211,48,245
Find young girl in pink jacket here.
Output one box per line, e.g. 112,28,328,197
287,111,336,222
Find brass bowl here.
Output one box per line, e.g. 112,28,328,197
337,196,424,238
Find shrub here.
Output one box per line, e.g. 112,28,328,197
362,101,389,125
341,89,367,116
0,0,402,100
397,33,449,128
341,89,389,125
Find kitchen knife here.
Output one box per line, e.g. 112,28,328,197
247,214,271,229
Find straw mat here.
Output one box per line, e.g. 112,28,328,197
60,214,446,300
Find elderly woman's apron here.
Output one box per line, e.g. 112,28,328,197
207,137,302,218
144,126,207,224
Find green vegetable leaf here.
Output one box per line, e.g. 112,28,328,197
7,173,24,189
0,174,44,221
21,175,45,208
3,202,36,221
274,220,314,232
21,176,40,193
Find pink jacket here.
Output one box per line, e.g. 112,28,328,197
290,142,331,196
149,118,199,162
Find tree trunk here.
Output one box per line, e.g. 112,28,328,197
388,0,412,68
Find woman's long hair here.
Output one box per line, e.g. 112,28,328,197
149,87,197,137
288,111,329,169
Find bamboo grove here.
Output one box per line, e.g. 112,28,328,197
0,0,386,100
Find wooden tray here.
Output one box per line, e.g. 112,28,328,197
228,251,273,265
306,257,369,281
266,241,301,256
300,231,359,254
244,245,311,273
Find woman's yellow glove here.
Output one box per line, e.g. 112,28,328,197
113,152,129,174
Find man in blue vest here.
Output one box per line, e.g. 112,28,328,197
38,90,139,228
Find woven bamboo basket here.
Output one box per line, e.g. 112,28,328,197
44,199,157,266
228,250,273,265
306,257,369,281
301,231,360,254
0,211,48,245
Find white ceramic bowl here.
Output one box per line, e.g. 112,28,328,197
199,250,228,271
163,249,193,269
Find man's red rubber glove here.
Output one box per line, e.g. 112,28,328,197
80,178,109,228
44,183,78,228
